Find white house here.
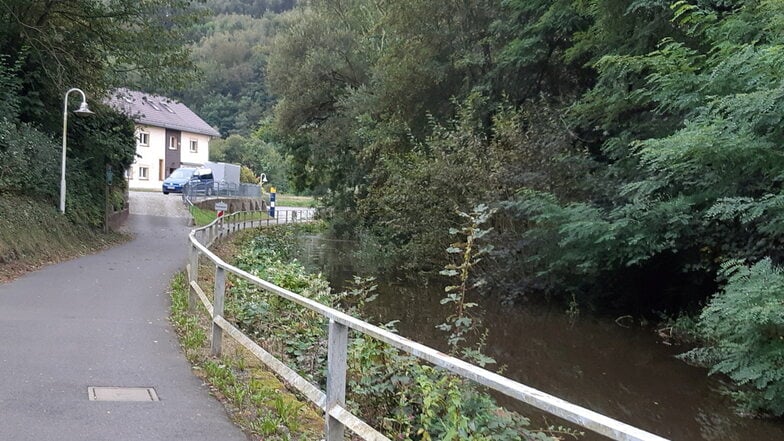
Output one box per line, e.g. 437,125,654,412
108,88,221,191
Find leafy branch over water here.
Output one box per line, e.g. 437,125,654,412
439,204,497,367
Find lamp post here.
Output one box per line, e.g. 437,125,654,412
61,88,94,214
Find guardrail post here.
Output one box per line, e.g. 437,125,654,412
325,319,348,441
211,266,226,356
188,243,199,311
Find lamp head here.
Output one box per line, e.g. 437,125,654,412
74,101,94,116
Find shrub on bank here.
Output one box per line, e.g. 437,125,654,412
680,258,784,416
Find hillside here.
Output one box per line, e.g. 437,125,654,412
0,194,127,283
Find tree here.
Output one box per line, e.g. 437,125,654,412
0,0,198,225
210,133,290,192
0,0,199,128
157,12,279,135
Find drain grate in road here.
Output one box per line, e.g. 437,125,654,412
88,387,159,402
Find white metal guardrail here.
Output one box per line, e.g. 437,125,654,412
186,210,670,441
182,182,263,205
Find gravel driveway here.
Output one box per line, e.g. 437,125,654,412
129,191,189,218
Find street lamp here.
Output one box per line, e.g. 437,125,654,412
61,88,94,214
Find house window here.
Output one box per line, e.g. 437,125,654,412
139,167,149,180
127,167,133,180
189,139,198,153
138,132,149,146
168,136,178,150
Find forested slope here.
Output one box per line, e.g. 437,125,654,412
261,0,784,416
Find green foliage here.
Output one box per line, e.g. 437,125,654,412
227,225,332,384
0,63,136,227
65,104,137,226
170,272,207,356
210,132,290,192
224,224,569,440
201,0,296,18
0,193,126,268
438,204,497,366
0,0,193,232
220,0,784,419
161,12,281,136
170,270,321,440
0,119,60,198
410,366,562,441
353,96,498,268
680,258,784,416
240,166,259,184
1,0,199,127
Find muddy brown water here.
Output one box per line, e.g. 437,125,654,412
296,235,784,441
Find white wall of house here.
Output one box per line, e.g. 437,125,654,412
127,125,212,191
180,132,210,167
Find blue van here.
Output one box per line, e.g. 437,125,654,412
162,167,214,195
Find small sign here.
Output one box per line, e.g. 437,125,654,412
214,201,228,211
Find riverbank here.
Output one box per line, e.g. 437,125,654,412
203,223,570,440
295,233,784,441
0,193,128,282
168,271,323,440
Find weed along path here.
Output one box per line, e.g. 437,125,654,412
0,213,247,441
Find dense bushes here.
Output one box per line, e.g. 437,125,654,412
0,95,136,228
680,259,784,416
263,0,784,415
0,119,60,199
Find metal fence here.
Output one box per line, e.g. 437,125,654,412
186,210,670,441
182,182,263,204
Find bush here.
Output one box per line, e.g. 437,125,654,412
680,258,784,416
0,119,60,198
240,165,259,184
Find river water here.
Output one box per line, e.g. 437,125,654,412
296,235,784,441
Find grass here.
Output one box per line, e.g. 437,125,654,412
0,193,129,282
273,194,316,208
169,271,322,440
189,205,218,226
189,205,270,227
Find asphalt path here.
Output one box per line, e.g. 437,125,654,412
128,191,190,218
0,209,248,440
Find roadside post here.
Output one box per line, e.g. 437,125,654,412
269,186,276,218
215,201,227,227
104,166,113,233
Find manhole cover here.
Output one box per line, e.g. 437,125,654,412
88,387,159,402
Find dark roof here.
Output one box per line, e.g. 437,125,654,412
107,88,221,137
